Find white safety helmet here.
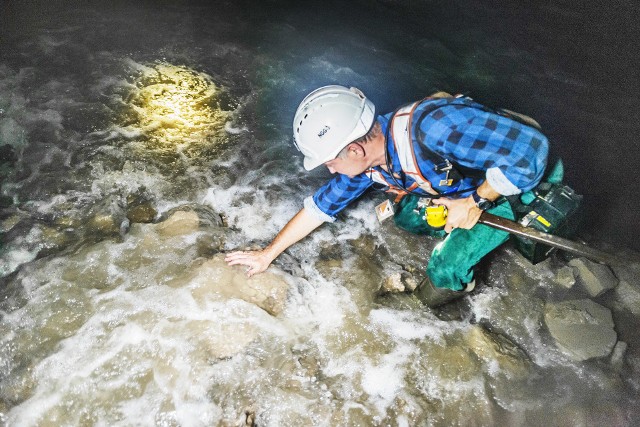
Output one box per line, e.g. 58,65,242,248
293,85,376,170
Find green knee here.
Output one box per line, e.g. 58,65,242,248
425,200,514,291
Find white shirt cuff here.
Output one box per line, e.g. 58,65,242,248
486,167,521,196
303,196,336,223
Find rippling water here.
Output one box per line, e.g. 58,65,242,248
1,1,639,426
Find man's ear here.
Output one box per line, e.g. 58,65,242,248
348,143,365,157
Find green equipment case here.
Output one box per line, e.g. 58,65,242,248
514,183,583,264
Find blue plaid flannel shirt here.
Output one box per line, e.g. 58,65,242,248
305,97,549,222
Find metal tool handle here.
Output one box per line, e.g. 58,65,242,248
479,212,634,267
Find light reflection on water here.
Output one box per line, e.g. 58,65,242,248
130,63,220,146
121,62,233,162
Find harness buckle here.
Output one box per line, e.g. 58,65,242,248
435,160,454,186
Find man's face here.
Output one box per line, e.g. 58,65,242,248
323,143,368,178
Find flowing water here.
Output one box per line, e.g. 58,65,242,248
1,1,639,426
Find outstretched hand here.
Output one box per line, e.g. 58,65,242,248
224,249,275,278
432,196,482,233
223,207,325,278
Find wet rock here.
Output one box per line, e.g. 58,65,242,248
610,261,640,285
1,213,22,233
86,195,126,237
126,202,157,223
348,234,377,256
273,251,304,277
315,251,344,273
36,226,74,257
0,362,37,406
88,212,120,236
380,271,419,293
465,325,531,377
245,409,256,427
610,341,627,372
318,242,343,263
125,189,157,224
163,204,224,228
614,281,640,316
402,272,418,291
200,321,258,360
568,258,618,297
418,341,480,383
544,299,617,361
54,214,83,229
191,254,290,316
156,210,200,237
195,230,227,257
382,272,404,293
554,265,576,289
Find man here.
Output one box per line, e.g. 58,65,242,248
225,85,548,306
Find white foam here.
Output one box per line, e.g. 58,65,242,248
224,120,248,134
369,307,454,342
0,247,38,277
0,117,27,147
202,184,301,242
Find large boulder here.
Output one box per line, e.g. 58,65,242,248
544,299,617,361
568,258,619,297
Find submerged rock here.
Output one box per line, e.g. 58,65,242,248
156,211,200,237
464,325,531,378
125,189,157,224
88,213,120,236
191,254,290,316
568,258,618,297
1,213,23,233
544,299,617,361
273,251,304,277
126,203,157,223
162,204,224,228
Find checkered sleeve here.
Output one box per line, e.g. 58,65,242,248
308,173,374,221
418,100,549,194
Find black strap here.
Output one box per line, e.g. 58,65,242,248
383,97,492,198
413,98,488,181
382,101,478,199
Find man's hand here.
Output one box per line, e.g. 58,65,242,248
432,196,482,233
224,207,325,278
224,249,276,278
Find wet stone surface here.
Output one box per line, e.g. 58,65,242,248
544,299,617,361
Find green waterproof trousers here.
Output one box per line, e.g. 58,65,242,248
393,194,515,291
